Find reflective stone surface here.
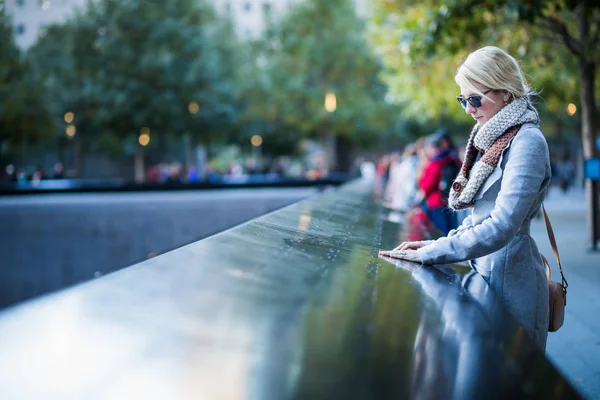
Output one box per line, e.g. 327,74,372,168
0,179,582,399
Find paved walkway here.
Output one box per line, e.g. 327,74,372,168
530,186,600,400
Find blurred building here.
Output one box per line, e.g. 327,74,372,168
215,0,300,39
5,0,91,49
5,0,366,49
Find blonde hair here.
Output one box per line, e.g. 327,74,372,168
454,46,534,104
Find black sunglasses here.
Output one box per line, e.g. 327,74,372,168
456,89,493,109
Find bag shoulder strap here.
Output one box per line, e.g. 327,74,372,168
542,204,568,293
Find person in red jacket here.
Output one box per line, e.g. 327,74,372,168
418,131,461,235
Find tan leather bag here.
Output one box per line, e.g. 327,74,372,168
540,205,568,332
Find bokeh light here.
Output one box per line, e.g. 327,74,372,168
64,112,74,124
251,135,263,147
188,101,199,114
325,92,337,112
65,125,76,138
138,133,150,146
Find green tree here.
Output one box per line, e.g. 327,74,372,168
370,0,600,246
27,0,243,175
0,9,53,163
251,0,401,171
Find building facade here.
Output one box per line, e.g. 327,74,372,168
5,0,91,49
5,0,365,49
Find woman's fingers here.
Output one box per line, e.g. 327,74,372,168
393,241,422,251
393,242,408,251
378,249,422,263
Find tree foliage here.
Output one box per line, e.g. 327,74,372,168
12,0,406,165
27,0,241,155
248,0,401,147
368,0,595,138
0,10,53,155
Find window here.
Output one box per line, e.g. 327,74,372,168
262,2,272,14
224,2,231,13
16,0,26,7
244,2,251,12
40,0,51,10
15,24,25,35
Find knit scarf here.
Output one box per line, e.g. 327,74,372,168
448,97,540,210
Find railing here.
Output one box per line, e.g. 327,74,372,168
0,173,349,195
0,178,582,399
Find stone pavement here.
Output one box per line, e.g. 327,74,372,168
530,186,600,400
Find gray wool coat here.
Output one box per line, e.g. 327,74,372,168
417,123,551,350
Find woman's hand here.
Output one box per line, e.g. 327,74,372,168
393,241,428,251
378,249,423,263
378,240,428,263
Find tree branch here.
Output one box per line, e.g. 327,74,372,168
539,32,569,47
540,14,583,57
592,16,600,51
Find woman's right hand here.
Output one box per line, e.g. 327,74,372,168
393,241,427,251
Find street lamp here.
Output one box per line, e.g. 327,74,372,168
188,101,199,115
323,92,337,174
65,125,76,138
567,103,577,116
325,92,337,113
138,133,150,146
251,135,263,147
64,112,74,123
251,135,263,172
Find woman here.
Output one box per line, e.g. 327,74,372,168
380,46,551,349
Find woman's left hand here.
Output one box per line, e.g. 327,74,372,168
378,249,423,263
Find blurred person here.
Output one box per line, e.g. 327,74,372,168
204,165,220,183
34,165,47,180
374,154,392,198
146,164,161,183
359,160,376,180
555,154,575,193
16,168,28,182
350,156,366,178
166,162,183,183
186,165,199,183
306,161,325,180
287,161,305,178
381,46,551,350
417,132,461,235
5,164,16,182
159,163,170,183
31,167,45,185
384,145,420,211
269,157,286,176
414,137,428,177
383,151,401,202
376,154,392,187
431,128,462,201
52,162,64,179
245,159,258,175
227,161,244,177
